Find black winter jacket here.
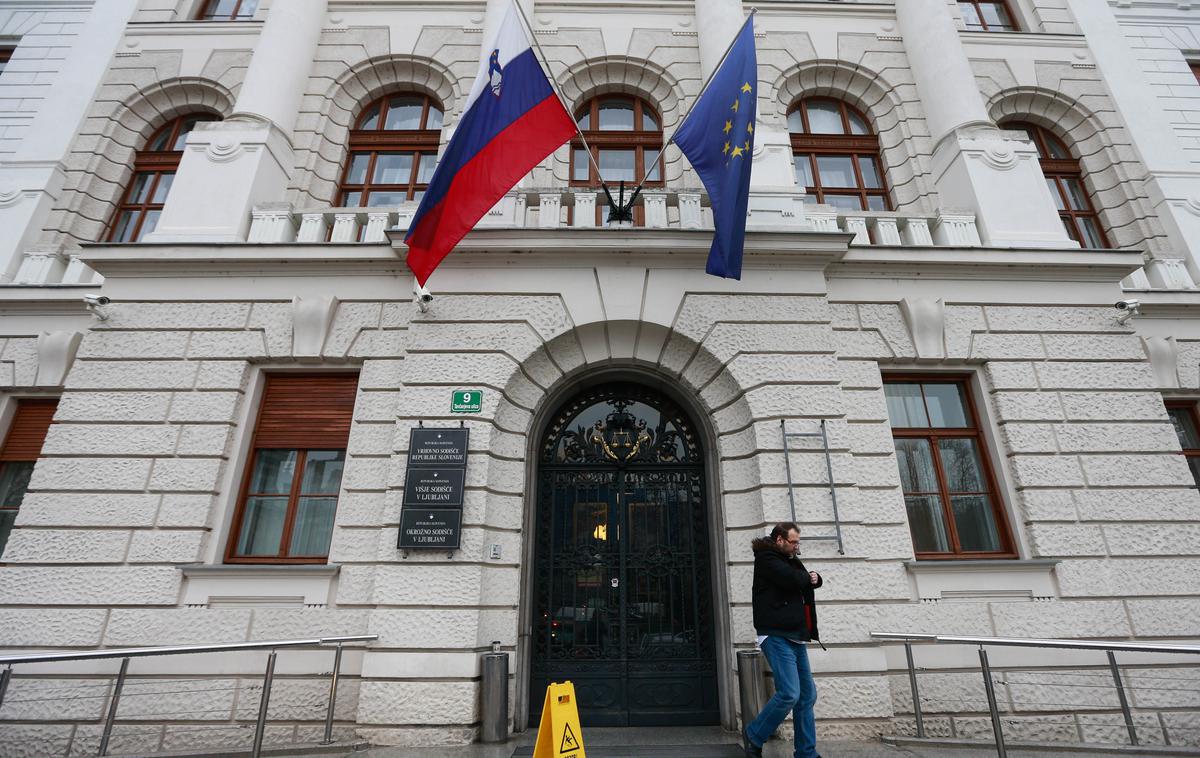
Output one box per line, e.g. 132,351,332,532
751,536,823,641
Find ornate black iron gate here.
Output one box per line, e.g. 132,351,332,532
530,384,719,727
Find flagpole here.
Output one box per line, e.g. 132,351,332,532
623,9,757,212
509,0,609,191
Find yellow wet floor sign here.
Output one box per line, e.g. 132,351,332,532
532,681,586,758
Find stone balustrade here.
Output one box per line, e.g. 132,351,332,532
249,191,987,250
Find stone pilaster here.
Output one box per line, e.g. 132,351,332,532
145,0,328,243
896,0,1072,248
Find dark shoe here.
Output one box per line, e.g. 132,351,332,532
741,727,763,757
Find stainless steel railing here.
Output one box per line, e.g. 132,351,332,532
0,634,376,757
871,632,1200,758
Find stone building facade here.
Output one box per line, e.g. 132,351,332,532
0,0,1198,755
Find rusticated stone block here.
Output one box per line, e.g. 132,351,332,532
1103,523,1200,556
1074,487,1200,521
233,676,358,721
1035,361,1156,390
0,566,180,605
55,391,171,422
127,530,205,563
992,392,1064,422
1126,598,1200,637
76,330,190,359
971,333,1047,360
1060,391,1169,421
1078,713,1167,746
0,678,110,720
40,423,178,456
0,608,107,646
168,391,242,423
66,359,199,390
18,492,160,527
1018,490,1078,521
250,607,371,640
367,564,485,605
1079,453,1192,488
1057,558,1200,596
1126,668,1200,709
0,724,73,758
992,599,1130,638
811,675,893,719
1,528,129,563
194,360,250,390
69,724,165,757
1026,523,1106,557
160,724,293,751
1010,455,1084,488
148,457,224,492
1054,422,1179,453
187,331,268,360
100,302,250,330
30,457,152,491
357,681,478,724
985,361,1038,390
105,608,251,646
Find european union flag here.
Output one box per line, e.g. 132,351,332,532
673,15,757,279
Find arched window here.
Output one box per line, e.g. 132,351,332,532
1004,121,1109,248
337,93,444,208
196,0,258,20
571,95,663,224
788,98,891,212
106,113,218,243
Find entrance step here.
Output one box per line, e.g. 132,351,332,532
511,747,743,758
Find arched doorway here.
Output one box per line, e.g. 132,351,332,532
529,382,720,727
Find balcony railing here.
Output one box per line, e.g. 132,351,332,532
248,190,982,248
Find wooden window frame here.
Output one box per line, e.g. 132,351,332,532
884,373,1017,560
788,98,892,213
1004,120,1110,249
225,373,357,565
0,398,59,561
1165,400,1200,488
196,0,258,20
336,93,443,209
569,95,664,226
958,0,1019,31
105,115,217,243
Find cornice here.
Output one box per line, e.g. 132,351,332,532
123,20,263,37
1119,289,1200,319
831,246,1144,283
0,285,93,317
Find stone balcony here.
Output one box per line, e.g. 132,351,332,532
246,189,984,249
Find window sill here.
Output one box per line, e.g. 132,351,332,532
904,559,1059,602
179,563,340,608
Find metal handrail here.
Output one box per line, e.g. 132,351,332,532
0,634,376,665
869,631,1200,758
871,632,1200,655
0,634,376,757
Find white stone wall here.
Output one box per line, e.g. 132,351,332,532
0,3,93,156
1113,7,1200,166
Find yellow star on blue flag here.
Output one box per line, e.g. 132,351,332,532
672,14,758,279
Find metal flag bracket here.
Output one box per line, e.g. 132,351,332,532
780,419,845,555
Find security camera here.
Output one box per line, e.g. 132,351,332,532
413,282,433,314
83,294,111,321
1114,299,1140,325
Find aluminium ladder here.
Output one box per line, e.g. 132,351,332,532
780,419,845,555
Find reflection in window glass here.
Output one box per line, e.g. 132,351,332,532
806,101,843,134
885,383,928,428
924,384,969,427
384,97,425,130
599,149,636,182
815,155,856,188
598,100,636,131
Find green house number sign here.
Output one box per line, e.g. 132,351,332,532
451,389,482,413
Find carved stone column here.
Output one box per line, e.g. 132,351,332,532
896,0,1072,248
146,0,328,243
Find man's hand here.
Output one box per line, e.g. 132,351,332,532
809,571,819,585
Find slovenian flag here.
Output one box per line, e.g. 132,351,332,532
403,0,576,285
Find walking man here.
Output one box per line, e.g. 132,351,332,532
743,522,823,758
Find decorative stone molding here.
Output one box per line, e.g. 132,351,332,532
538,193,562,229
905,559,1060,602
873,217,902,246
249,204,298,243
899,297,946,360
297,212,329,242
34,331,83,387
292,295,339,359
1142,336,1181,389
933,212,982,247
678,193,702,229
1145,258,1197,290
13,250,66,285
843,216,869,246
901,217,934,246
330,213,358,243
363,212,391,243
806,207,838,233
643,192,668,229
573,192,596,228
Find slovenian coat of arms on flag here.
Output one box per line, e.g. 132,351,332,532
403,0,576,285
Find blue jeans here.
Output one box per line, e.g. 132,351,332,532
746,636,818,758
